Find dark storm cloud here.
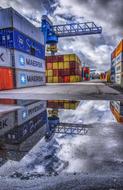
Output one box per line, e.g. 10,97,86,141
76,0,123,30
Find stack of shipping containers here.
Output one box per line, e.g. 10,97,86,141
111,39,123,87
0,100,47,145
0,7,45,90
46,54,82,83
82,67,90,81
47,100,80,110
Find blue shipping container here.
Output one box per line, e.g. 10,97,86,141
111,66,115,75
0,28,45,59
4,110,47,144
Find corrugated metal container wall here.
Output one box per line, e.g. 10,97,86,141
0,68,14,90
0,47,12,67
0,7,44,43
4,111,47,144
16,101,46,125
13,50,45,72
0,29,45,59
0,112,15,136
111,39,123,87
15,69,45,88
0,47,45,72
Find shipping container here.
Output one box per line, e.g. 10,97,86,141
46,54,82,83
0,67,14,90
115,62,123,74
111,49,116,60
116,40,123,56
16,100,46,125
0,7,44,43
47,100,80,110
0,47,45,71
4,110,47,144
110,74,115,83
0,47,12,67
0,112,15,136
15,69,45,88
110,102,123,123
115,73,123,87
0,28,45,59
115,52,123,64
82,67,90,81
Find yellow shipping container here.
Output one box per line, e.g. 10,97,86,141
69,103,76,110
53,62,58,69
53,76,58,83
64,103,70,109
47,77,53,83
70,76,76,82
64,62,69,69
48,70,53,77
58,62,64,69
64,55,69,62
69,54,76,61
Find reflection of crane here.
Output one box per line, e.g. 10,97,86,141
41,15,102,55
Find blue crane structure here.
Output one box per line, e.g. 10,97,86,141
41,15,102,54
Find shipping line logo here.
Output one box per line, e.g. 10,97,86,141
20,73,27,85
19,55,25,66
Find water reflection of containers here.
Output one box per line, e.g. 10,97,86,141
4,124,46,161
110,101,123,123
0,112,15,136
0,7,44,43
16,101,47,125
4,110,47,144
47,100,80,110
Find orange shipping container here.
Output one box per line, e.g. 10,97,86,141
47,63,53,70
0,68,14,90
116,40,123,56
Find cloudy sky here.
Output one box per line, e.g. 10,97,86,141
1,0,123,72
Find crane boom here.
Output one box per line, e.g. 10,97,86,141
53,22,102,37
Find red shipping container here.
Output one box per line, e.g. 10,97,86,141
53,56,58,62
64,76,70,83
46,56,53,63
0,68,14,90
69,61,76,69
69,69,76,75
53,69,59,76
58,101,64,108
58,76,64,83
58,55,64,62
58,69,64,76
63,69,70,76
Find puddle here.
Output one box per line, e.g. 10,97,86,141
0,99,122,178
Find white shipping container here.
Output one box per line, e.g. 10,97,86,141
15,69,46,88
115,62,123,74
0,47,12,67
0,7,44,44
0,47,45,72
13,50,45,72
115,73,123,87
16,101,47,125
0,112,15,136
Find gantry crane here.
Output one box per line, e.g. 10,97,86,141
41,15,102,55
